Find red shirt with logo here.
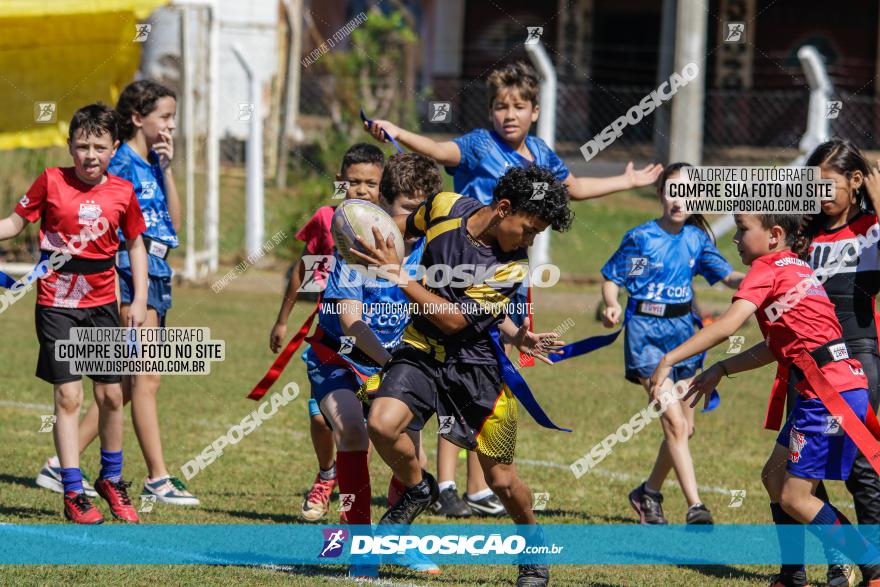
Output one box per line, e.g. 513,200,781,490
15,167,146,308
733,250,868,398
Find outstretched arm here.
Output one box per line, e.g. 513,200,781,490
0,213,27,241
565,162,663,201
364,119,461,167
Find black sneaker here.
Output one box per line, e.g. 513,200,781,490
430,486,471,517
464,492,506,517
826,564,855,587
686,503,714,525
379,471,438,526
628,482,668,524
517,563,549,587
767,568,808,586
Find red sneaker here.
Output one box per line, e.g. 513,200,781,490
300,473,336,522
64,491,104,524
94,478,140,523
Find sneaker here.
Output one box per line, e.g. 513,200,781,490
629,482,668,524
143,476,200,506
385,550,441,574
767,569,809,587
94,478,139,523
379,471,438,526
300,472,336,522
686,503,714,525
430,486,471,517
63,491,104,524
827,564,855,587
36,459,97,497
464,492,506,517
517,563,550,587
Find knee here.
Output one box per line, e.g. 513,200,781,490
335,422,369,452
95,385,123,411
661,412,689,441
367,412,399,444
55,386,83,414
778,484,800,513
488,475,515,501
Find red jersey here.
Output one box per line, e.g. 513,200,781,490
15,167,146,308
733,250,868,398
295,205,335,287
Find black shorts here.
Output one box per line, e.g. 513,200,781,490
375,344,519,464
35,303,121,385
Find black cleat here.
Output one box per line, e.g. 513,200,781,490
629,482,668,524
686,503,714,525
517,563,549,587
379,471,436,526
430,486,472,517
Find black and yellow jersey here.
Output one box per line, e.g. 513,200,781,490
403,191,528,364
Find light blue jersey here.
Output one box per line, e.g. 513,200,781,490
111,143,178,278
304,238,426,376
446,129,570,205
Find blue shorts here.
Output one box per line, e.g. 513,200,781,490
303,348,361,405
118,269,172,321
777,388,869,480
623,314,701,384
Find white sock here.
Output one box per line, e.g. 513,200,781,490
438,480,456,493
319,463,336,480
48,455,60,468
467,488,494,501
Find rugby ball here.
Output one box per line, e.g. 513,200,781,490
331,199,405,274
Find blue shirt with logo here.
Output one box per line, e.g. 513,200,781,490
602,220,732,304
445,128,570,205
305,238,426,375
110,143,178,277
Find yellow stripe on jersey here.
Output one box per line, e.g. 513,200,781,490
411,205,429,234
428,192,460,222
463,260,528,315
402,324,446,363
426,217,462,243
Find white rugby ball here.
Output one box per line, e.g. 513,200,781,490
331,199,405,274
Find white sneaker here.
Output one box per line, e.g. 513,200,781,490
142,476,200,506
35,457,97,497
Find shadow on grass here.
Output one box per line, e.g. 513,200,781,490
0,473,40,490
202,507,299,524
0,505,58,519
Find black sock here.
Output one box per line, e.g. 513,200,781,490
770,502,805,576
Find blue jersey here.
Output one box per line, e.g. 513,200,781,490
305,238,426,375
110,143,178,277
602,220,732,304
445,129,570,205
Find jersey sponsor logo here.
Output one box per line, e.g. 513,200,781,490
78,201,102,227
645,282,691,301
788,429,807,463
18,194,29,207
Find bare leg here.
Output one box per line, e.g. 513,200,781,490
367,397,421,486
92,381,124,453
310,413,335,470
477,452,535,525
466,451,491,495
54,381,85,469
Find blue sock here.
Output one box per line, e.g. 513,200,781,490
60,467,84,495
770,502,805,574
99,449,123,483
808,502,880,571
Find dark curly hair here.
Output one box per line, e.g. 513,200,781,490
115,80,176,141
492,166,574,232
380,152,443,204
68,103,119,143
757,214,812,261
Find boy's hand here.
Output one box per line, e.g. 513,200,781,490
270,322,287,353
128,299,147,327
602,303,622,328
154,130,174,170
624,162,663,189
364,119,401,143
350,227,405,284
510,318,564,365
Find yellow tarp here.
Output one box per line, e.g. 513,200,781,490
0,0,170,150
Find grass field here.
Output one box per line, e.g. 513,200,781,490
0,191,855,586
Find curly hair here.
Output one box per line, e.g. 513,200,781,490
492,166,574,232
68,103,119,143
115,80,176,141
486,61,539,108
380,152,443,204
758,214,812,261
